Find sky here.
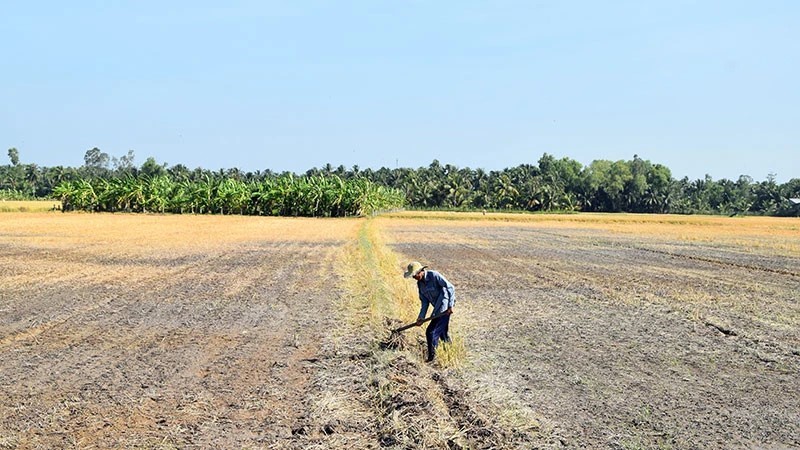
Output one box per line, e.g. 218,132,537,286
2,1,798,182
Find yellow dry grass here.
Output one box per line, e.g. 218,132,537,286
329,219,480,448
350,219,468,366
0,212,361,291
1,212,358,251
0,200,61,212
383,211,800,256
360,219,422,325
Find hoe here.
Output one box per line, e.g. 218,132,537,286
391,311,449,333
384,311,449,350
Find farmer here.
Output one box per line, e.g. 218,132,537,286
403,261,455,362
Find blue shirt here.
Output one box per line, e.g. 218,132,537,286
417,270,455,320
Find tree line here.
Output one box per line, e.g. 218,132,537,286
51,173,407,217
351,155,799,216
3,148,404,217
2,147,799,216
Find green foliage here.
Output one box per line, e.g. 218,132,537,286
53,173,404,217
0,188,33,200
83,147,110,178
3,148,798,216
362,155,797,217
7,148,20,166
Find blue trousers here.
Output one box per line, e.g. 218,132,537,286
426,314,451,361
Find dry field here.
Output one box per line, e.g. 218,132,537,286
379,211,800,449
1,211,799,449
0,201,61,213
0,213,363,449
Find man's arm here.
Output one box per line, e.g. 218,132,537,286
416,296,430,325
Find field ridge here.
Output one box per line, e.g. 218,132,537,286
305,219,544,448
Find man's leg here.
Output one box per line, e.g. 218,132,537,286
426,315,451,361
425,319,437,361
441,314,451,344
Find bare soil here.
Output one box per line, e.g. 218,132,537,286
0,214,360,449
382,218,800,449
3,213,798,449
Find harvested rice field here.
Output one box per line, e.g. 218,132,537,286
1,211,798,449
379,211,800,449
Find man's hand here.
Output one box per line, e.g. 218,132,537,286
446,307,453,315
415,318,423,326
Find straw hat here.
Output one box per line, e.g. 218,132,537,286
403,261,427,278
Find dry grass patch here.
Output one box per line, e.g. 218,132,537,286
310,219,468,448
384,211,800,256
0,212,357,252
312,218,541,449
0,200,61,212
0,213,359,293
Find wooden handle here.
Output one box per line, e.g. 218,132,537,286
391,311,449,333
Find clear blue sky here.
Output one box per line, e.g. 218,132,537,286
2,1,798,182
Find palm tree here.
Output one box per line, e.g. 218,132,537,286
25,164,41,196
492,173,519,209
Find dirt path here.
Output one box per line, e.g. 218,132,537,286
382,219,800,449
